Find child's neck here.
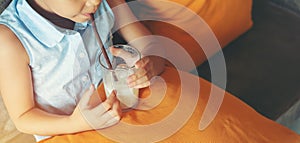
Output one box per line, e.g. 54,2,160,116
27,0,75,30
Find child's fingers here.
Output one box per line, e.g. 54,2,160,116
91,90,117,114
111,97,122,118
100,98,122,128
127,67,148,83
109,46,131,59
135,57,149,69
103,116,121,128
129,75,151,88
127,65,154,88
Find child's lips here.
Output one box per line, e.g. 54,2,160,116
82,13,92,18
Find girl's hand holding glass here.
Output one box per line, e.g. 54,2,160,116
110,47,166,89
70,85,122,130
127,56,165,88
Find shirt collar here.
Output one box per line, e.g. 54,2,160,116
74,21,89,31
16,0,79,47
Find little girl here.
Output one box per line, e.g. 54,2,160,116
0,0,165,142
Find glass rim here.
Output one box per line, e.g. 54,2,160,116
99,44,141,71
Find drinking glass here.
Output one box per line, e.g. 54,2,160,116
99,44,141,110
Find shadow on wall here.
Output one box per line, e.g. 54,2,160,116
271,0,300,16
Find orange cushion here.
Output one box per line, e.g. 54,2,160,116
129,0,253,68
39,67,300,143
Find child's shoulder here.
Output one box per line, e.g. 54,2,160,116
0,24,29,64
0,24,19,49
0,24,17,42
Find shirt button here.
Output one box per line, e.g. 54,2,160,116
79,52,85,58
82,75,89,82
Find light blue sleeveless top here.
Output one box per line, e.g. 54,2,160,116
0,0,114,141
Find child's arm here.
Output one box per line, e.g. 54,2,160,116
0,25,121,136
108,0,166,88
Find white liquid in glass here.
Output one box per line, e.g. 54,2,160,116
103,65,139,109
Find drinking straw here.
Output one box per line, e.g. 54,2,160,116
91,15,113,69
91,14,118,81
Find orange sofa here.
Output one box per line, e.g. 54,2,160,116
129,0,253,69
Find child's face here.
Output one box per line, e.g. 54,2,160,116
36,0,102,22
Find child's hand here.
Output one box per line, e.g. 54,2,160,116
110,46,166,88
70,85,122,131
127,56,165,88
